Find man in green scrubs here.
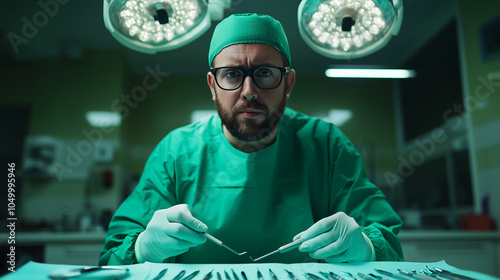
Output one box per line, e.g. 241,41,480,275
99,13,404,265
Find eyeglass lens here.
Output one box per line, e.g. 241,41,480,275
214,66,284,90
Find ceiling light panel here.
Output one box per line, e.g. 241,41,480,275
325,68,416,78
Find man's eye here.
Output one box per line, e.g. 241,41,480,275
224,69,241,78
256,68,273,77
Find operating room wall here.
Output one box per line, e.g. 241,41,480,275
458,0,500,226
1,50,125,230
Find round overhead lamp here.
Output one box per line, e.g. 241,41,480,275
298,0,403,59
104,0,228,54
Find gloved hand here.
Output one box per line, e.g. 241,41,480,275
135,204,208,263
293,212,375,263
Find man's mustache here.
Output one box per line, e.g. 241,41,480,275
235,100,268,112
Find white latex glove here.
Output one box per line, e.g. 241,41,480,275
293,212,375,263
135,204,208,263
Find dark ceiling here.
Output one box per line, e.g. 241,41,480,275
1,0,460,75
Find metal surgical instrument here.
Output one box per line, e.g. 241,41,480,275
224,270,232,280
202,270,214,280
397,269,434,280
203,232,248,256
368,273,390,280
357,273,374,280
152,268,168,280
183,271,200,280
48,266,129,280
173,270,187,280
257,270,264,280
342,271,362,280
374,269,410,280
285,270,299,280
250,239,303,261
305,273,324,280
269,269,279,280
321,271,346,280
231,269,241,280
432,267,478,280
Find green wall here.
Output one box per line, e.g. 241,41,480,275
1,50,126,227
459,0,500,171
458,0,500,224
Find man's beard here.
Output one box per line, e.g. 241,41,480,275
214,90,287,142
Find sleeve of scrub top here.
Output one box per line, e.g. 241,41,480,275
98,141,178,265
329,136,404,262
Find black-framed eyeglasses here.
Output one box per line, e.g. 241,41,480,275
210,66,290,91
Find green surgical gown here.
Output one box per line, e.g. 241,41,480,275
99,108,403,265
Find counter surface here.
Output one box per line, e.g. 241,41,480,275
399,230,500,240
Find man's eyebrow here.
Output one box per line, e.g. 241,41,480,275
214,63,281,68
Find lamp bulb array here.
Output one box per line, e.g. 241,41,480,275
298,0,400,59
111,0,206,44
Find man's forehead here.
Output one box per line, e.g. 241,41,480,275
212,43,283,66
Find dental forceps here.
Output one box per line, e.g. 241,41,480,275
203,232,249,256
250,239,303,262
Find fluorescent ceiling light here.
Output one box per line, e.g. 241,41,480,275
191,110,216,123
298,0,403,59
86,111,122,127
325,68,416,78
321,109,353,127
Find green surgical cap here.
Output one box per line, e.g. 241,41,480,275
208,13,291,67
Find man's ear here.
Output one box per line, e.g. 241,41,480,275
207,71,216,101
285,69,296,100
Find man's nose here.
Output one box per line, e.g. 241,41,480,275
240,75,258,100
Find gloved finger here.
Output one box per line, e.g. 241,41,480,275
298,215,342,252
145,236,192,262
149,207,207,245
293,230,306,241
146,211,205,247
166,204,208,232
322,239,369,263
299,213,342,241
307,237,349,260
147,235,191,257
322,247,357,263
299,229,341,252
160,221,207,245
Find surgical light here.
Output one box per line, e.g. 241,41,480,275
103,0,230,54
298,0,403,59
